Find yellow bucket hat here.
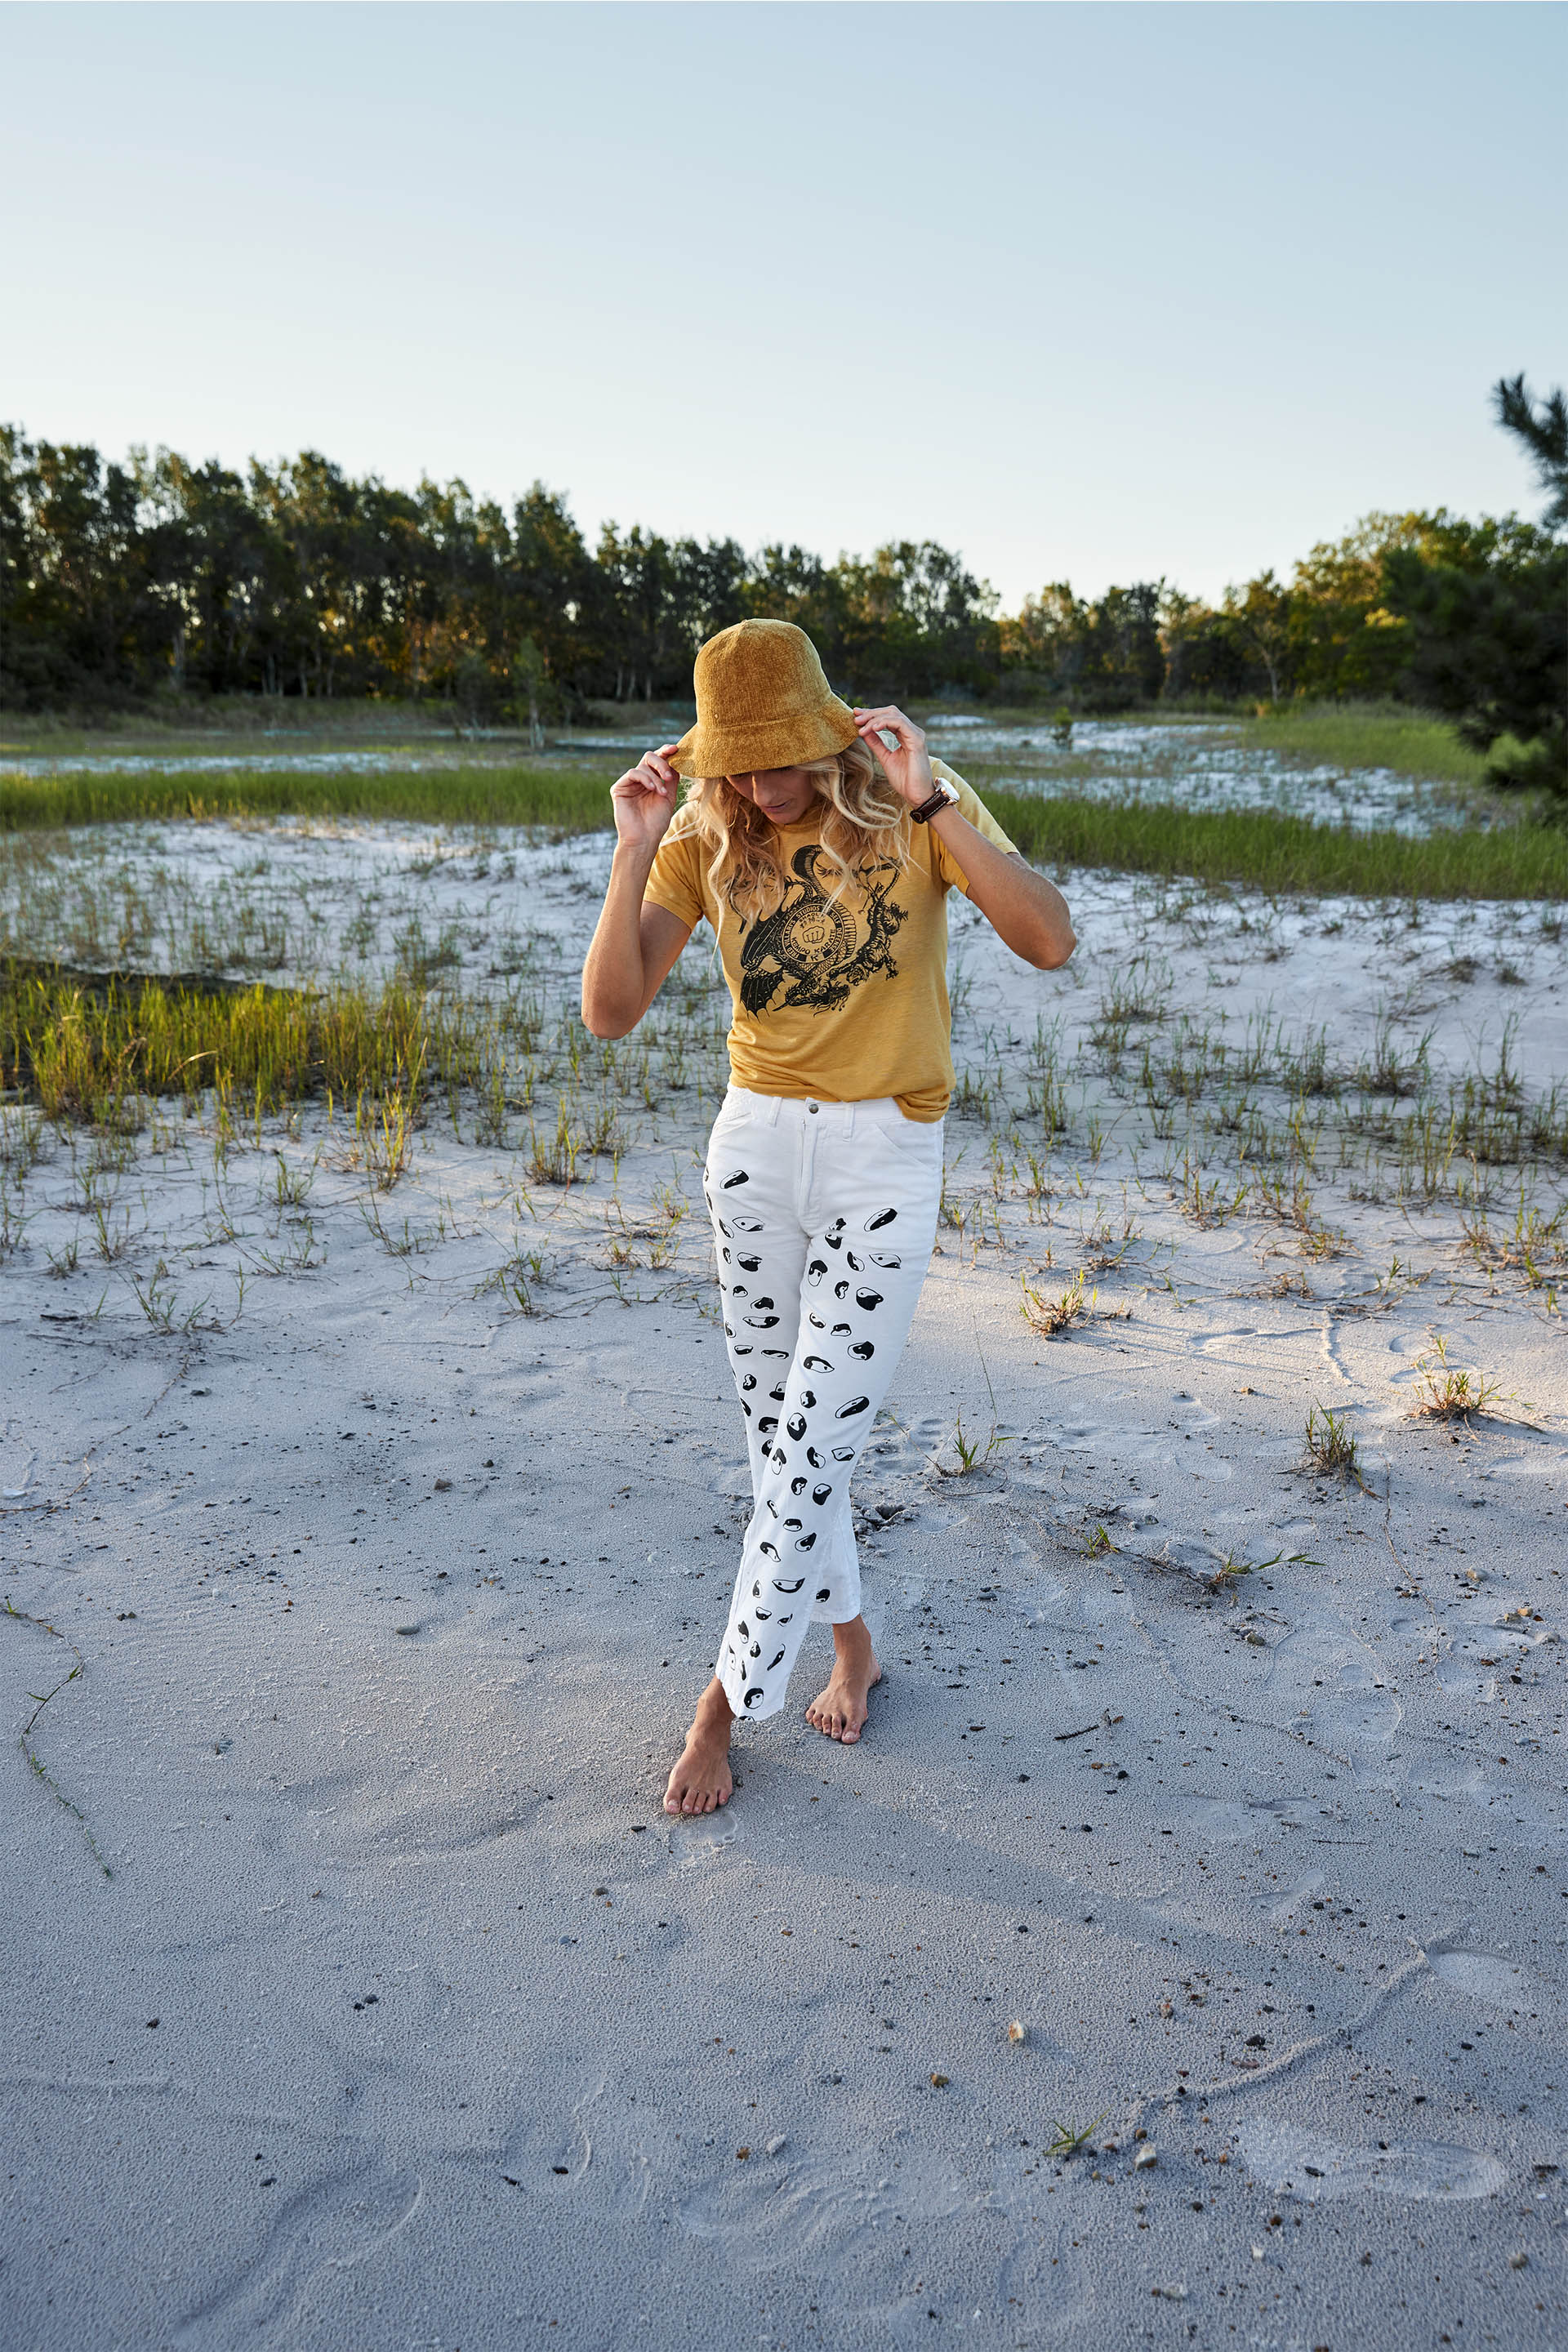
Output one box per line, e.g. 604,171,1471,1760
669,619,860,779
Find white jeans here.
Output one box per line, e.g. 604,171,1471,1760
702,1086,944,1720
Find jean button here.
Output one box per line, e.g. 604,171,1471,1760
807,1101,818,1113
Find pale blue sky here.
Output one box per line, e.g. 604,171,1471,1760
5,2,1564,605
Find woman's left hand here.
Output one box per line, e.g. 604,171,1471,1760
853,705,935,808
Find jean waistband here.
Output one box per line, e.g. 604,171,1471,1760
721,1086,937,1135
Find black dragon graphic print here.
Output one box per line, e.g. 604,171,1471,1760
737,844,906,1017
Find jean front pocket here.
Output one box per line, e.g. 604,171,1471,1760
709,1094,755,1143
862,1107,942,1154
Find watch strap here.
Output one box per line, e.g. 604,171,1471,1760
909,781,958,825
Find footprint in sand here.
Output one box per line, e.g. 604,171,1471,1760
1428,1947,1544,2009
1239,2121,1506,2203
676,2143,969,2274
670,1811,743,1866
499,2108,592,2189
1264,1868,1325,1925
497,2067,674,2217
1264,1624,1400,1749
174,2158,421,2345
1185,1795,1321,1844
1409,1760,1567,1846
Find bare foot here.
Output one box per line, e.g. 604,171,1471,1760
805,1617,882,1744
664,1677,735,1815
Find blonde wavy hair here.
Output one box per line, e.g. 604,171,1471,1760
683,738,909,922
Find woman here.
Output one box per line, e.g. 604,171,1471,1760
581,620,1076,1816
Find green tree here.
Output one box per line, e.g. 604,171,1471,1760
1383,377,1567,796
1495,372,1567,532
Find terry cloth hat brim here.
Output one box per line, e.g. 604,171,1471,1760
668,618,862,778
670,701,860,778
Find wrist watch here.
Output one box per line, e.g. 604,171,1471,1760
909,776,960,825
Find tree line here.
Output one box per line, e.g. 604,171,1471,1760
2,376,1561,789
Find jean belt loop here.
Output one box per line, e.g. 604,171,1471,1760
765,1094,782,1129
846,1099,858,1143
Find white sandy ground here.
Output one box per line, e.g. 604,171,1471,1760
2,820,1567,2350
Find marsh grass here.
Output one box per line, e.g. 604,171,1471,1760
357,1071,423,1192
0,762,617,835
528,1102,581,1187
1303,1401,1365,1486
1021,1266,1093,1336
1459,1200,1567,1294
1079,1208,1144,1272
1246,700,1491,789
983,793,1568,900
0,959,501,1130
948,1409,1010,1474
1178,1156,1249,1228
477,1248,546,1316
1409,1335,1529,1424
7,760,1568,901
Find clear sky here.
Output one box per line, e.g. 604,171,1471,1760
5,1,1564,608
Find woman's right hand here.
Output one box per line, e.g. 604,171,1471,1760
610,745,681,850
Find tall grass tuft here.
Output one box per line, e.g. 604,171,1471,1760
0,960,484,1123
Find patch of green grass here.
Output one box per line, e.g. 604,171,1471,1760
1303,1401,1366,1486
0,959,484,1122
983,791,1568,901
0,763,619,835
1245,699,1489,788
7,754,1568,900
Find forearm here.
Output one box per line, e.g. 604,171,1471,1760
929,807,1076,969
581,843,660,1035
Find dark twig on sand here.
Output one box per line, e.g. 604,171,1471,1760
3,1596,113,1878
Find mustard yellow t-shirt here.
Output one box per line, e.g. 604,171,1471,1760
644,761,1018,1121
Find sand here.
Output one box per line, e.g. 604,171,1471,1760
2,816,1565,2349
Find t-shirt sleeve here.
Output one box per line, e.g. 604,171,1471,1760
644,818,707,933
927,760,1020,896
